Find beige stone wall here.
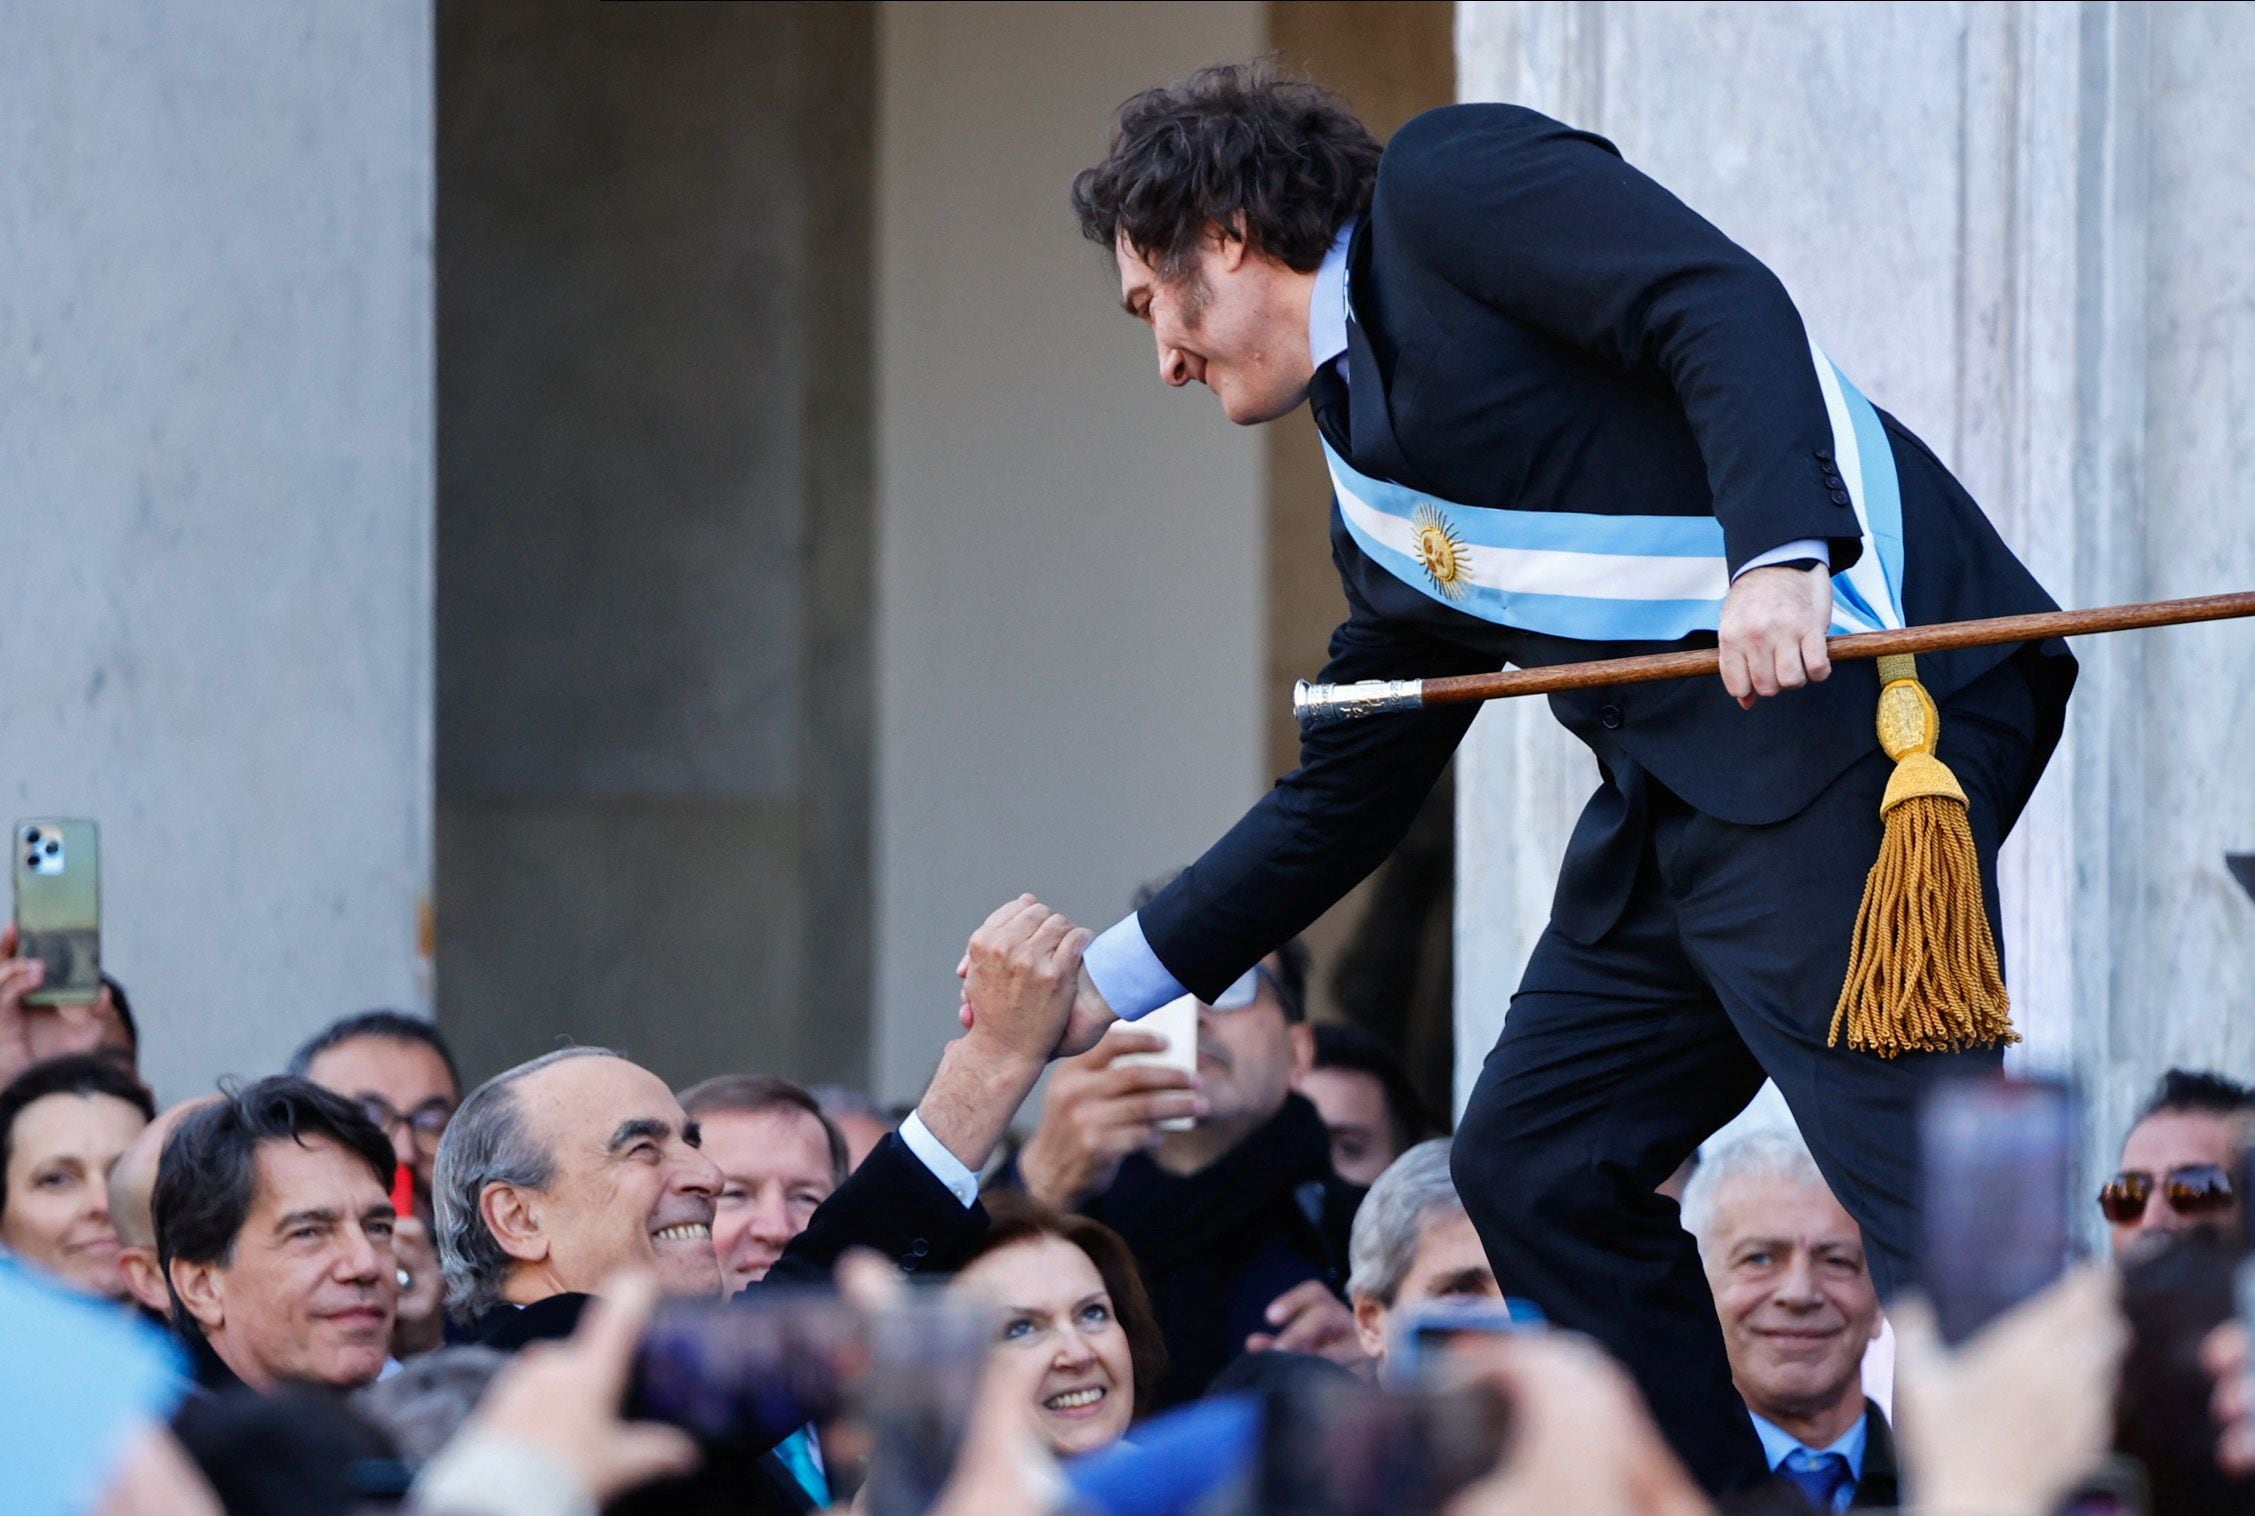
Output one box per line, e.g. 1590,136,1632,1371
1452,3,2255,1213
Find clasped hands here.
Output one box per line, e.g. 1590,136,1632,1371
955,895,1117,1064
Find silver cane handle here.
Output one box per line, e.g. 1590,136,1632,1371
1292,678,1427,730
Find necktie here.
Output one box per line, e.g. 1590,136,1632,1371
773,1427,829,1507
1779,1448,1854,1511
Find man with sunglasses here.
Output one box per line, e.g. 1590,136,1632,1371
1007,926,1365,1406
2102,1068,2252,1261
291,1010,462,1358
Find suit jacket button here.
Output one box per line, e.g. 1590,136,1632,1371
910,1238,930,1257
1815,446,1834,461
1830,489,1851,505
1599,704,1623,730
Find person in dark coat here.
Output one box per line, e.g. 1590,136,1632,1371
434,902,1091,1514
980,60,2077,1493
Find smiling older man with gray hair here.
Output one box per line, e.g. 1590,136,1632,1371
1682,1126,1895,1512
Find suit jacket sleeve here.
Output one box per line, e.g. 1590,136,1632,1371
761,1132,988,1287
1378,103,1864,576
1133,552,1496,1002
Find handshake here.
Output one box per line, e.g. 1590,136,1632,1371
952,894,1119,1065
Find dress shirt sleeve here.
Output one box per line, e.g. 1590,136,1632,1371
895,1110,980,1208
1732,537,1830,579
1083,912,1190,1022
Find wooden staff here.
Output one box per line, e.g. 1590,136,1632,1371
1293,590,2255,729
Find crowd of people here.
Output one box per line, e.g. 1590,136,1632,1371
2,900,2252,1516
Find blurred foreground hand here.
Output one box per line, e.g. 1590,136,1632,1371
1443,1332,1712,1516
1893,1267,2128,1516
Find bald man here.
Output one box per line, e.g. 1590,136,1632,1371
109,1095,220,1320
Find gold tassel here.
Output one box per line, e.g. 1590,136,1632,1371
1828,654,2018,1057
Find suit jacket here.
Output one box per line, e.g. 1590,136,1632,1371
1724,1401,1898,1515
1139,103,2074,994
460,1133,988,1515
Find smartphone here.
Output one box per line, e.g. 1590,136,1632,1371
1109,993,1199,1131
1919,1073,2078,1345
1387,1298,1546,1384
12,819,100,1007
628,1286,991,1516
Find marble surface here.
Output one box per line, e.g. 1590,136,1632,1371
1453,3,2255,1216
0,0,434,1101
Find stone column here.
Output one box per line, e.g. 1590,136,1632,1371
1453,3,2255,1204
0,0,434,1099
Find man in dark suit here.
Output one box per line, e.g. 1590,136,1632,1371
1684,1127,1898,1511
990,61,2075,1493
433,900,1091,1514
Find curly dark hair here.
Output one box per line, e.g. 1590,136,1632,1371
2139,1068,2255,1122
1071,58,1380,280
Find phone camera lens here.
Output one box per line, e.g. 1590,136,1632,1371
24,854,39,870
41,839,58,855
21,827,37,844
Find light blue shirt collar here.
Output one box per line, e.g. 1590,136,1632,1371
1308,218,1357,375
1749,1405,1869,1483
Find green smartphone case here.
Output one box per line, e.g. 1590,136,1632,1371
13,818,100,1006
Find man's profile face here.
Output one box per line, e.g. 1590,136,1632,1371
2110,1109,2246,1260
1194,957,1311,1131
507,1056,723,1301
1117,231,1313,426
701,1104,837,1293
181,1134,398,1390
1702,1172,1880,1428
304,1035,459,1190
1299,1065,1399,1186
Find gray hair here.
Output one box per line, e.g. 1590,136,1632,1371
1347,1138,1462,1305
434,1045,619,1321
352,1345,508,1468
1679,1125,1827,1260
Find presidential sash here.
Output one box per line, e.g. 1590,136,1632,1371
1323,338,1908,642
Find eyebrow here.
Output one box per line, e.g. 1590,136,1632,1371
1119,285,1149,318
1426,1269,1494,1295
608,1118,673,1153
272,1206,341,1233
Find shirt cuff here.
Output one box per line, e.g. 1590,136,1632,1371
1732,537,1830,579
1082,912,1190,1022
896,1110,980,1208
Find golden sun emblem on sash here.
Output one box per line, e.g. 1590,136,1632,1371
1412,502,1470,600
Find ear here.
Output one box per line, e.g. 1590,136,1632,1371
118,1246,171,1315
1353,1294,1389,1363
479,1180,549,1266
169,1255,226,1333
1288,1022,1317,1082
1210,218,1250,272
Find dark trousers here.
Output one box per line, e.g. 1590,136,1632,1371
1454,658,2041,1495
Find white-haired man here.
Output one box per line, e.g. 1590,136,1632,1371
1682,1128,1895,1512
1345,1139,1501,1370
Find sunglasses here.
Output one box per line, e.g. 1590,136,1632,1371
1204,964,1286,1013
2097,1164,2235,1224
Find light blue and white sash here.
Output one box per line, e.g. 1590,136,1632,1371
1325,337,1907,642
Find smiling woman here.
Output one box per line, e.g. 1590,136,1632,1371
946,1191,1166,1460
0,1052,153,1299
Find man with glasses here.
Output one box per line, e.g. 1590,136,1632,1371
1007,897,1364,1405
290,1010,461,1357
2101,1068,2251,1261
